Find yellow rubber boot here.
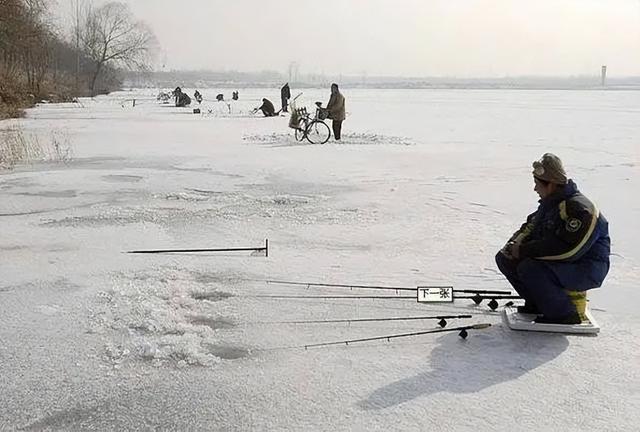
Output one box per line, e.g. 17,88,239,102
565,290,588,321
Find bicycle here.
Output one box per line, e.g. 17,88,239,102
291,102,331,144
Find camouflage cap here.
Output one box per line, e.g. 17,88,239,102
532,153,568,184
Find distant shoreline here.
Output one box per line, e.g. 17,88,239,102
124,70,640,91
123,83,640,91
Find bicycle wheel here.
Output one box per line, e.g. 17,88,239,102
305,120,331,144
294,121,306,141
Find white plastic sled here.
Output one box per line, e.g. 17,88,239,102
502,305,600,335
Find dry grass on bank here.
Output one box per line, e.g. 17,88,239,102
0,127,73,170
0,104,26,120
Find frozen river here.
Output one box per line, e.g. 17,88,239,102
1,88,638,431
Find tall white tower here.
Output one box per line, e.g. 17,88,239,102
601,65,607,87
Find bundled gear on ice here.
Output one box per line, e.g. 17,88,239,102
232,91,239,100
157,91,172,103
216,93,224,102
496,153,610,325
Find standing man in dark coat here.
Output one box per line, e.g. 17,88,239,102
496,153,611,324
326,83,345,140
280,83,291,113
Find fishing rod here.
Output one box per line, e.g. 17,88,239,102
264,279,415,292
248,295,416,300
247,294,520,311
127,239,268,256
259,314,473,328
457,295,522,302
301,323,492,349
261,279,511,295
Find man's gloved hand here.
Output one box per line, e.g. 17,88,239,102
500,241,519,259
499,242,512,258
511,243,520,259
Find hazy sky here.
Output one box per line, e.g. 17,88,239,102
58,0,640,77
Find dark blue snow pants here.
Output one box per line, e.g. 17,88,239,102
495,253,577,319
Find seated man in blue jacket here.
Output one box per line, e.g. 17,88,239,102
496,153,611,324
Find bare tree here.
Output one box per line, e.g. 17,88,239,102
68,0,86,90
1,0,129,118
1,0,50,92
22,1,51,94
80,1,156,95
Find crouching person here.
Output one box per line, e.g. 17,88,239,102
496,153,610,324
254,98,277,117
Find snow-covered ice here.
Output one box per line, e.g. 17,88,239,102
1,88,638,431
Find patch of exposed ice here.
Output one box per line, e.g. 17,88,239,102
41,188,377,227
243,132,414,146
163,191,212,201
90,268,246,367
336,133,415,146
101,174,143,183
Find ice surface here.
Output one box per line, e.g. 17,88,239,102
1,88,638,431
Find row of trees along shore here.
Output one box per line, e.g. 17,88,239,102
0,0,156,119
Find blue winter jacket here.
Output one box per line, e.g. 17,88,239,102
511,179,610,290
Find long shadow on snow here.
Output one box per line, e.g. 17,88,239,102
358,326,569,410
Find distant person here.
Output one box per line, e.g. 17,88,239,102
280,83,291,113
325,83,345,140
496,153,611,324
232,91,239,101
254,98,277,117
177,93,191,107
173,87,191,107
194,90,203,104
216,93,224,102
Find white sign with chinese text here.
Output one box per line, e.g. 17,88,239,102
417,286,454,303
